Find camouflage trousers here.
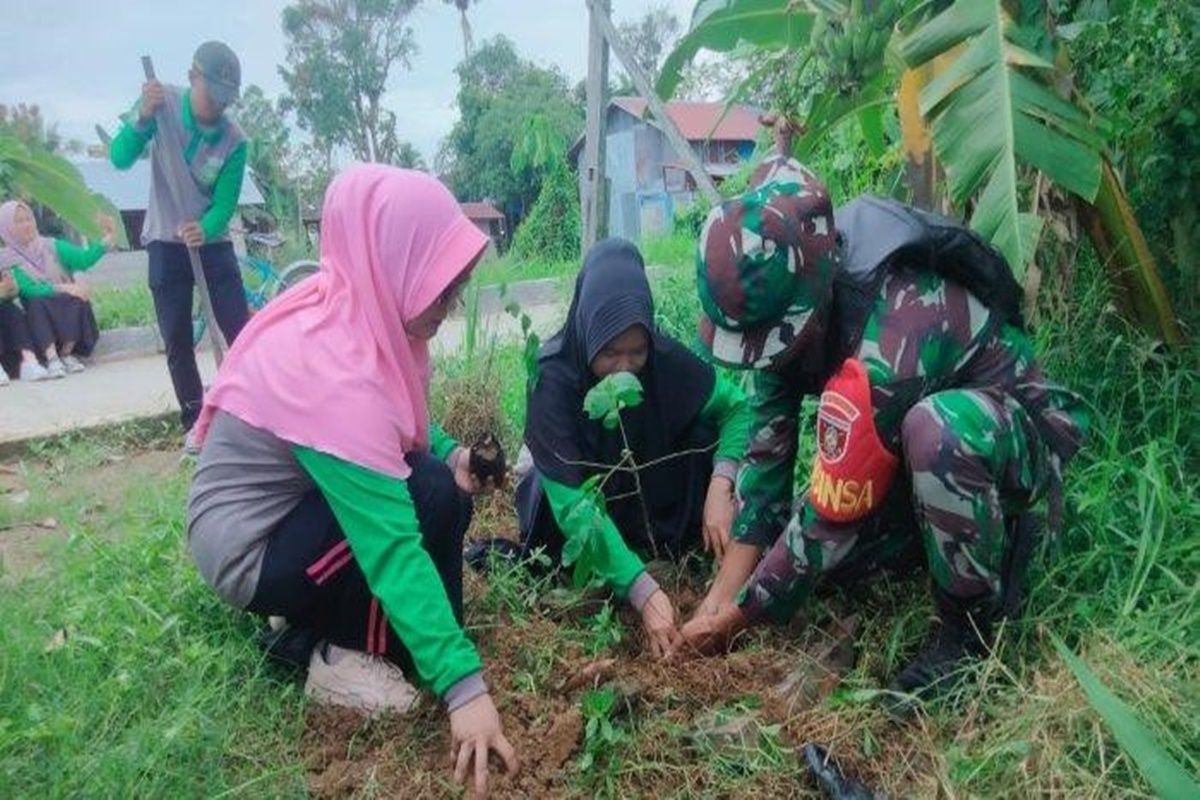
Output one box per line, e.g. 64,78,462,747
742,387,1048,620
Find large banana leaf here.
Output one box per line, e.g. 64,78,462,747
656,0,828,99
0,135,128,248
898,0,1104,277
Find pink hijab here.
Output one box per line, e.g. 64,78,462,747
0,200,67,283
193,165,489,479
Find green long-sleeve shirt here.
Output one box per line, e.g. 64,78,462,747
291,425,482,701
110,89,247,242
9,239,106,299
541,374,751,599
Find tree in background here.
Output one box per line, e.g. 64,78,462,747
0,104,62,154
279,0,420,164
438,36,582,221
442,0,481,59
391,140,426,170
610,5,756,103
614,4,681,95
509,114,580,262
231,85,297,224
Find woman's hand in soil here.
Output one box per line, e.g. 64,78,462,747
676,600,747,658
641,589,682,660
702,475,736,563
449,693,519,798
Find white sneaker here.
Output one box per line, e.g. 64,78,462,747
46,358,66,379
304,642,420,716
62,355,85,374
19,361,51,382
0,370,8,386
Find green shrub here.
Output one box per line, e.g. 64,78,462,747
511,162,580,263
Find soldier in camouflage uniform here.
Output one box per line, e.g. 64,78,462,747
677,156,1088,712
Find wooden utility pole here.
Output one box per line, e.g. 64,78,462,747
581,0,610,251
587,0,721,206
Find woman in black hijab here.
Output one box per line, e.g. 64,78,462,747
516,239,751,658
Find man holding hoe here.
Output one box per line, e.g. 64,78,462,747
110,41,250,452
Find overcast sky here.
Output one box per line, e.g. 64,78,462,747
0,0,697,164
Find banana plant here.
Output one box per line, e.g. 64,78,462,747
0,133,127,248
656,0,829,101
657,0,1182,343
897,0,1105,277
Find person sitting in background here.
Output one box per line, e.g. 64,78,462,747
0,266,51,383
0,201,114,377
186,166,517,797
512,238,752,660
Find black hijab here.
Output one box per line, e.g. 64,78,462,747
524,238,716,493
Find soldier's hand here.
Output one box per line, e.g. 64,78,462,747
641,589,682,660
676,600,747,659
702,475,736,563
140,80,165,122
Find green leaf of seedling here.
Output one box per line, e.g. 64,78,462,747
563,477,607,587
584,372,645,429
609,371,644,409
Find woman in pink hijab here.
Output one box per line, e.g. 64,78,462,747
186,165,517,796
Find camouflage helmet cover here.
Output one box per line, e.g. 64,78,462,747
697,155,838,368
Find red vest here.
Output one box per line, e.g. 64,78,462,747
808,358,898,522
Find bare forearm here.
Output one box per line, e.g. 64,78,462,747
702,541,763,608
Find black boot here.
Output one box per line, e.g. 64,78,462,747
884,589,999,718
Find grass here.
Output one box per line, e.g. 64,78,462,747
0,420,307,796
91,284,156,331
472,251,577,288
1,241,1195,797
471,231,695,289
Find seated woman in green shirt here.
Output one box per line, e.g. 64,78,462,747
513,239,751,659
0,201,114,377
186,166,517,797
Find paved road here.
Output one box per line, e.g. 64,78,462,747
0,302,563,445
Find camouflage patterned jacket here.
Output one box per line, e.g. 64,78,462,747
732,267,1088,548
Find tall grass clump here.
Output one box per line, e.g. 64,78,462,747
0,445,307,797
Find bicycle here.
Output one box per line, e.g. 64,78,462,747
192,231,320,347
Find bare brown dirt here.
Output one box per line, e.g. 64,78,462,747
298,497,940,799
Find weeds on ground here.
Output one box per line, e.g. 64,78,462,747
0,432,306,797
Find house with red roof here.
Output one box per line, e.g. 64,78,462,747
460,200,507,251
569,97,762,241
